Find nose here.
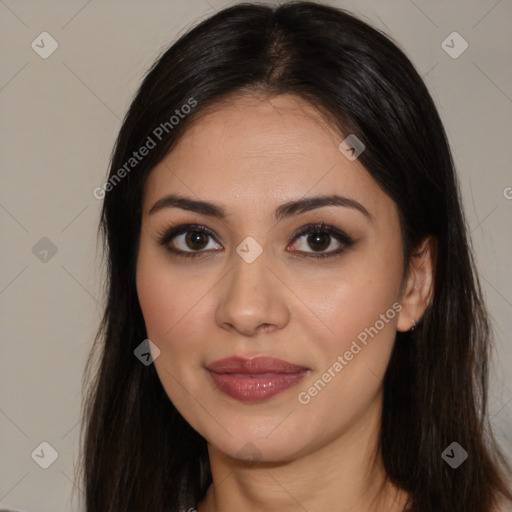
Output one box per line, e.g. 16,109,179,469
215,249,291,337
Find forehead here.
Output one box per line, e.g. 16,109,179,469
142,94,394,223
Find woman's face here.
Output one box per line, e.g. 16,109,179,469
136,93,407,462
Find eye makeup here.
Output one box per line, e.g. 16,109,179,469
155,221,355,260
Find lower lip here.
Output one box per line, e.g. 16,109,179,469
207,370,309,402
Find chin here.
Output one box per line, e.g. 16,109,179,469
221,439,303,465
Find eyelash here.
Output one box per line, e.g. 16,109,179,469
156,222,354,260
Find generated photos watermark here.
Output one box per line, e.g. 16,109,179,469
93,97,197,199
297,301,403,405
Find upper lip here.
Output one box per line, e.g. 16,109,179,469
206,356,309,374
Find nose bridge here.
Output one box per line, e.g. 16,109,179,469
227,244,273,310
215,242,290,334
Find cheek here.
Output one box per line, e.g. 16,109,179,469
136,242,200,341
299,240,403,345
340,227,403,325
291,265,402,445
136,247,214,380
136,256,210,409
296,236,404,393
304,279,400,393
136,269,174,341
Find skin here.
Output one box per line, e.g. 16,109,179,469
136,93,434,512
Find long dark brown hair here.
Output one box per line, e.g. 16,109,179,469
77,2,512,511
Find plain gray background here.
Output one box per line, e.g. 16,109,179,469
1,0,511,510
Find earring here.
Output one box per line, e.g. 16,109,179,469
410,319,417,332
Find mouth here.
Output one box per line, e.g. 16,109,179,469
206,356,310,402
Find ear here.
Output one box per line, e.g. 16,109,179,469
396,236,436,332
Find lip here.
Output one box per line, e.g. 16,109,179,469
206,356,310,402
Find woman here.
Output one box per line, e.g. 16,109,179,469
78,2,512,511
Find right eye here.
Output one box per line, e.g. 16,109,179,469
157,224,222,258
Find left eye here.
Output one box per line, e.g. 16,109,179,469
288,222,354,258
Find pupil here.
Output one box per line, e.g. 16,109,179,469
187,231,207,250
309,232,329,251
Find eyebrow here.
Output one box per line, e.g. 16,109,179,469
148,193,373,223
